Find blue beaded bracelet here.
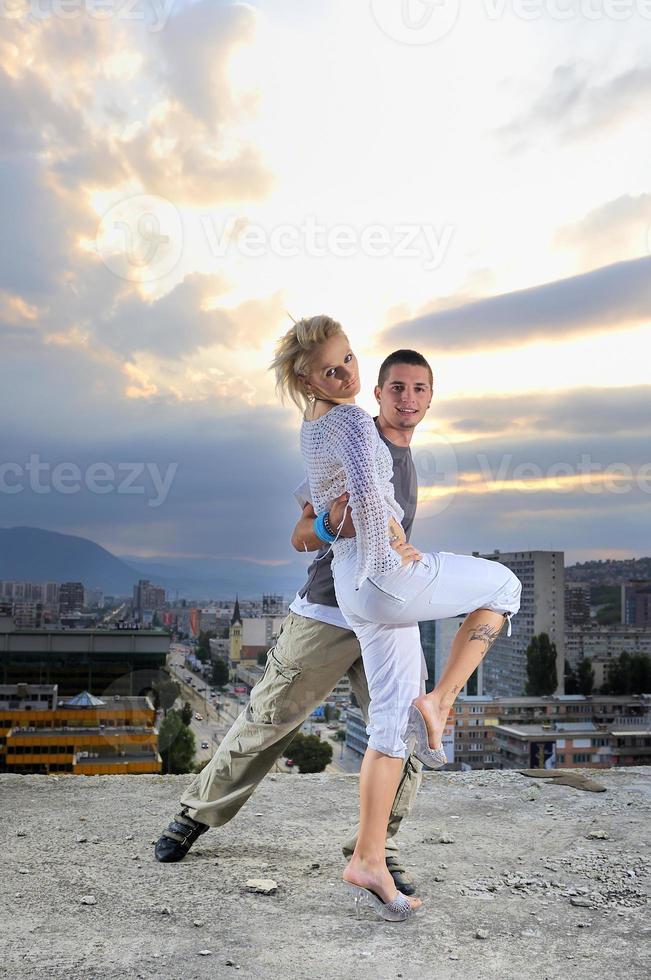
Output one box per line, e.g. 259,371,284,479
314,510,336,544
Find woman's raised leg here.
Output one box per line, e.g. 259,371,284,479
413,608,508,750
340,550,522,754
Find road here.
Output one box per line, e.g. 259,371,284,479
166,646,240,760
166,644,294,771
165,643,361,773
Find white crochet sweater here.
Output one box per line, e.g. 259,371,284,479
300,403,404,589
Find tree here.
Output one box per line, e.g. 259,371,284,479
602,651,651,695
591,585,621,625
211,658,229,688
283,733,333,773
595,605,620,626
525,633,558,696
576,657,595,696
152,677,180,717
180,701,193,726
630,652,651,694
196,630,214,663
323,703,339,722
564,660,578,695
603,652,629,695
158,709,196,773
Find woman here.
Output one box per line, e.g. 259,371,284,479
271,315,522,921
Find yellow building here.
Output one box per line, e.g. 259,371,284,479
228,597,286,670
0,684,161,775
229,597,243,667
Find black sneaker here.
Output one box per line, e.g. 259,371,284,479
154,806,209,862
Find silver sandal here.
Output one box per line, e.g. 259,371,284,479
343,882,416,921
404,703,447,769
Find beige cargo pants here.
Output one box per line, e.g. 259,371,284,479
180,610,423,858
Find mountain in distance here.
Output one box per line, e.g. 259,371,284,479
120,554,307,598
0,526,141,594
0,526,306,599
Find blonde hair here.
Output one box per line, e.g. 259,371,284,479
270,314,345,411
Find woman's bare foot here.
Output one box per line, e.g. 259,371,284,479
412,695,448,751
343,858,422,910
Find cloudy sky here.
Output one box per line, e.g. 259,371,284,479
1,0,650,581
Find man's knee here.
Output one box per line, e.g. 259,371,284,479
348,658,370,720
393,755,422,806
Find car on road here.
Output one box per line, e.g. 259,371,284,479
195,713,203,721
201,741,209,750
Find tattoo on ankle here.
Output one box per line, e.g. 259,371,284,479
441,683,459,709
467,622,503,658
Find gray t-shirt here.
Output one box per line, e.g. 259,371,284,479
298,418,418,607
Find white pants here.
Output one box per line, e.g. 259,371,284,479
333,550,522,759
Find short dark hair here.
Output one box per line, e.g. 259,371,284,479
377,349,433,389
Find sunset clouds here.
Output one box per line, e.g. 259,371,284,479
1,0,649,573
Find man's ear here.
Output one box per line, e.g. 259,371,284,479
374,384,381,403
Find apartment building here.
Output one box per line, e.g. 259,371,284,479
493,721,650,769
565,623,651,686
59,581,85,615
456,693,650,769
565,582,590,626
132,579,166,621
622,580,651,627
472,550,564,698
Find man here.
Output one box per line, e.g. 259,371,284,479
155,349,433,896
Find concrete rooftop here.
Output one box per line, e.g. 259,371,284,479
2,767,650,980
